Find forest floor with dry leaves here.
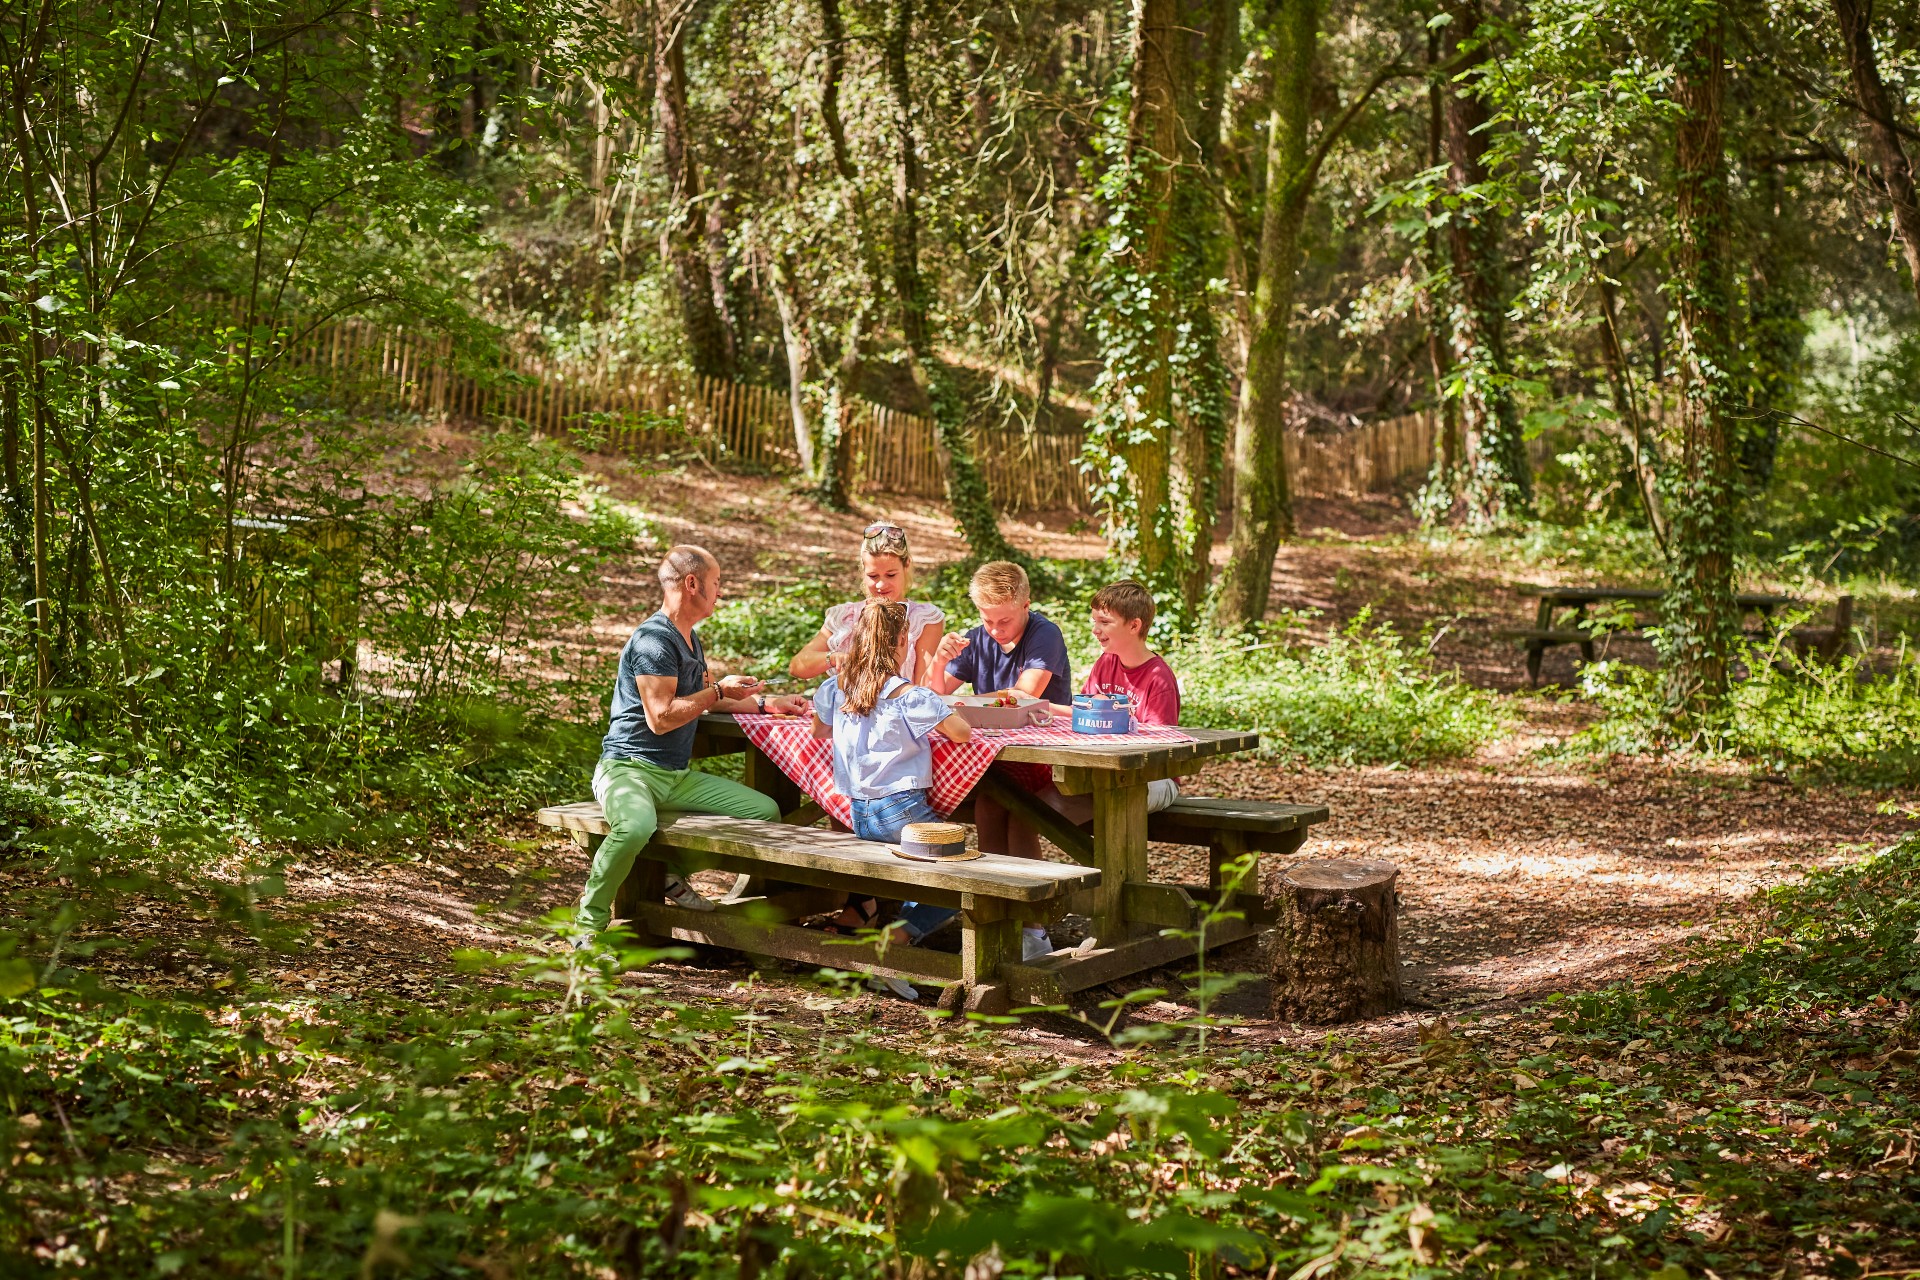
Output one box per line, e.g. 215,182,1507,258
68,458,1916,1055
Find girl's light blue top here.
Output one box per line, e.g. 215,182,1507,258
813,675,952,800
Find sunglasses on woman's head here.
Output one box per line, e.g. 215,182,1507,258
864,522,904,538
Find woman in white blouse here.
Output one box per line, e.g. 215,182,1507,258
788,522,946,686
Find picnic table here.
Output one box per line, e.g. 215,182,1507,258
539,712,1327,1012
1507,584,1796,685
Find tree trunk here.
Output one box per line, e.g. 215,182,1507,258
0,374,32,608
1268,859,1401,1023
1439,0,1530,524
655,0,733,380
704,188,741,373
1171,0,1233,614
1595,267,1667,549
765,258,816,476
1664,4,1739,714
1087,0,1226,618
1216,0,1317,630
1834,0,1920,306
1114,0,1183,588
884,0,1013,563
1737,187,1804,488
1419,25,1462,522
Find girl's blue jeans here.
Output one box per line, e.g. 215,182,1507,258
850,789,959,943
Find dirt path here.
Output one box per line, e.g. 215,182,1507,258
93,467,1914,1050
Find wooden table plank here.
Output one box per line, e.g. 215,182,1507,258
1152,797,1329,831
1004,915,1264,1004
1089,780,1148,944
974,769,1096,865
1515,584,1795,608
630,902,965,985
691,715,1258,770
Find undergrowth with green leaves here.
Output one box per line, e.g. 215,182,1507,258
3,826,1916,1276
1,431,637,851
1166,612,1505,766
1567,633,1920,786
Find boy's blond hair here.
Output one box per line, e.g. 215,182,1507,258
968,560,1030,607
1091,580,1155,633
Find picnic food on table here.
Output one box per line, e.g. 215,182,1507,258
943,691,1053,729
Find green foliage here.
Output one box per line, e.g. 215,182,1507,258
1568,633,1920,785
1169,612,1507,766
1757,327,1920,578
6,825,1919,1276
0,427,629,848
698,578,849,680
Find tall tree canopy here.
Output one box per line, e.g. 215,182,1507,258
5,0,1916,727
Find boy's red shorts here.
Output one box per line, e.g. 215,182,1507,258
989,761,1055,793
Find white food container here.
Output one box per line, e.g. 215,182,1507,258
944,692,1054,730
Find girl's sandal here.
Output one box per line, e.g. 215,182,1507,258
811,897,881,937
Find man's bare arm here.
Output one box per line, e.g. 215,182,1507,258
636,673,723,736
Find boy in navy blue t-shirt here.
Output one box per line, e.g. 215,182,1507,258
931,560,1072,960
930,560,1072,703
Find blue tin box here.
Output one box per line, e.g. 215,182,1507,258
1071,693,1133,735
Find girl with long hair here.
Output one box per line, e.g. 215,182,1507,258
810,599,971,999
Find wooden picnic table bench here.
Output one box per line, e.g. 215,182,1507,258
538,714,1329,1011
1507,583,1797,685
536,804,1098,1011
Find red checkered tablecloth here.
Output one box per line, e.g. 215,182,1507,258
732,714,1193,828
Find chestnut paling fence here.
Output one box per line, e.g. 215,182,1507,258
268,316,1437,512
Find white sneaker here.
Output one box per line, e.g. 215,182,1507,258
869,974,919,1001
664,878,717,912
1021,929,1055,962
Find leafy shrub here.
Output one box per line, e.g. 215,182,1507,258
0,428,634,849
1569,634,1920,785
1758,329,1920,578
1169,611,1506,766
699,578,849,678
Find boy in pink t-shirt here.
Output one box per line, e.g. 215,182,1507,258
1042,582,1183,839
1083,580,1180,727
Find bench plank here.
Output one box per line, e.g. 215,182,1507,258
1154,797,1328,832
1147,798,1327,856
536,807,1097,904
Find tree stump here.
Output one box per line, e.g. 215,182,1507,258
1268,859,1400,1023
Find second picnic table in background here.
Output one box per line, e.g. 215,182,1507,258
1506,584,1797,686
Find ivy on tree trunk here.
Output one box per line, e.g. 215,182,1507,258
1086,0,1228,622
1663,0,1739,716
1833,0,1920,307
1215,0,1319,630
884,0,1013,565
655,0,734,381
1438,0,1530,526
